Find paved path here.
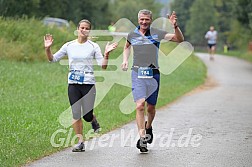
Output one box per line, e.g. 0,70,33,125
26,53,252,167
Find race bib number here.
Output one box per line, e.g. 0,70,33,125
138,67,153,78
69,71,84,83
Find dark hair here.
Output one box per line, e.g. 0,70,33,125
78,19,92,29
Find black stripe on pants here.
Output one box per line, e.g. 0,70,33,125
68,84,96,121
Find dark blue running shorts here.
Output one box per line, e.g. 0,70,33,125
131,69,160,105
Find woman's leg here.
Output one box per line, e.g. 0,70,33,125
68,84,84,143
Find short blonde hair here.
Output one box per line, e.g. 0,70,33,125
138,9,152,20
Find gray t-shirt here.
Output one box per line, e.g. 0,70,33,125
127,27,167,68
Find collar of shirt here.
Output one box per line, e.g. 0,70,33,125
134,26,151,36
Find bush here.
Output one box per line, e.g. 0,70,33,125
0,17,75,61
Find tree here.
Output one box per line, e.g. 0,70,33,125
77,0,112,29
170,0,195,39
236,0,252,27
38,0,70,19
235,0,252,32
212,0,234,43
227,0,252,49
109,0,162,26
0,0,40,17
37,0,111,28
0,0,112,28
185,0,218,46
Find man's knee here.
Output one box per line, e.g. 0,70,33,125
136,100,145,111
147,104,156,113
136,104,145,111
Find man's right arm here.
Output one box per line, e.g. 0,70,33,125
121,41,131,71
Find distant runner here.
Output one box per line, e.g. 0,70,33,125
205,26,217,60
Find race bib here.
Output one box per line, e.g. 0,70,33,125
138,67,153,78
69,71,85,83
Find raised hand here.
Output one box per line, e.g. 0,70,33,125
105,42,118,54
44,34,54,48
167,11,178,27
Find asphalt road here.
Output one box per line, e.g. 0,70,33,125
26,53,252,167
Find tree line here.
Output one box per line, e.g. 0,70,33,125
0,0,161,28
1,0,251,50
171,0,252,50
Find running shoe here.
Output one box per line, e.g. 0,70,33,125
72,142,85,152
136,137,148,153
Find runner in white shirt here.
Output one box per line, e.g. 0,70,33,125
44,19,117,152
205,26,217,60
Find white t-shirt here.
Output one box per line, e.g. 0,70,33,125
205,31,217,44
51,39,104,84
